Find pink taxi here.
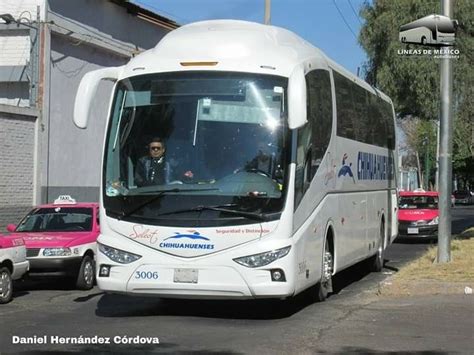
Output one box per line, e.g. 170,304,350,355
6,196,99,290
398,190,439,239
0,234,29,303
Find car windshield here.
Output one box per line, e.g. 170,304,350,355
399,196,438,210
453,191,470,198
15,207,93,232
103,71,289,226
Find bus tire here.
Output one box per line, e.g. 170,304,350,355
76,255,95,290
0,267,13,304
369,221,385,272
315,239,333,302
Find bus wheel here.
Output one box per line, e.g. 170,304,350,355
369,221,385,272
76,255,95,290
421,36,427,45
0,267,13,304
315,241,333,302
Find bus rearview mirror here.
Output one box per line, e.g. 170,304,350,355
288,64,307,130
73,66,122,129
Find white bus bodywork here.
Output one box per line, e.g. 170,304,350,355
74,20,398,300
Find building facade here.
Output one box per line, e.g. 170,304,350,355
0,0,178,228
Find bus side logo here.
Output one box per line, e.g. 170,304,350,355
337,153,356,183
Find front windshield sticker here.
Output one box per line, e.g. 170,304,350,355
159,231,215,250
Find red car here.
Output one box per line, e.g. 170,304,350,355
398,191,439,239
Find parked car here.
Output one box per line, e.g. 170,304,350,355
398,191,439,239
452,190,473,205
6,196,99,290
0,233,29,303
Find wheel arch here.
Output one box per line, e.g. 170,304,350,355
0,260,13,273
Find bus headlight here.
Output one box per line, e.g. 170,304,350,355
43,248,72,257
233,246,291,268
98,243,141,264
428,217,439,225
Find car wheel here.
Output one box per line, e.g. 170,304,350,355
314,240,333,302
421,36,427,45
0,267,13,304
369,221,385,272
76,255,95,290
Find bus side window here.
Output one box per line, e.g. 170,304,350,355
334,71,356,141
306,69,333,179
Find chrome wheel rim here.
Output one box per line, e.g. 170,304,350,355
84,261,94,286
0,271,12,299
322,250,333,285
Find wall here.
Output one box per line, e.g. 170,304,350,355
0,106,38,229
0,0,44,107
45,33,122,201
41,0,175,203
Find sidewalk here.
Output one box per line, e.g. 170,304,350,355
317,293,473,354
315,234,474,354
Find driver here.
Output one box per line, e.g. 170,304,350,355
135,137,172,186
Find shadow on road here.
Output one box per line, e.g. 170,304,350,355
94,258,382,320
13,276,76,292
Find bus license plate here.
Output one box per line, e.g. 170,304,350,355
407,227,419,234
173,268,198,283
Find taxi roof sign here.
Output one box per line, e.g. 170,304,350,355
53,195,77,205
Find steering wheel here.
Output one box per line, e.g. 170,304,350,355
244,168,272,178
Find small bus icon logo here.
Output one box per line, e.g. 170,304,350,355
399,14,458,46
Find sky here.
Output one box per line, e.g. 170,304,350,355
133,0,368,76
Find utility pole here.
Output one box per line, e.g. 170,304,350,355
264,0,271,25
437,0,453,263
423,137,430,190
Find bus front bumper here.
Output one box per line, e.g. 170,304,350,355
96,260,295,299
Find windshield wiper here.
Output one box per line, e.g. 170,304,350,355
118,188,219,220
156,204,270,222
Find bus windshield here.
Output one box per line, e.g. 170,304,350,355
103,71,289,226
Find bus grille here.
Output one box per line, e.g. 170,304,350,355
27,248,41,257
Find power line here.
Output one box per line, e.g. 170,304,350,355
347,0,363,26
332,0,358,40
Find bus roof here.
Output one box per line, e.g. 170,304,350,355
121,20,392,103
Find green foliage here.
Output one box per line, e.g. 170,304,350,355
359,0,474,182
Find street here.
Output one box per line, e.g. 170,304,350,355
1,205,473,354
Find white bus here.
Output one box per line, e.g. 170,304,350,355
399,14,458,46
74,20,398,301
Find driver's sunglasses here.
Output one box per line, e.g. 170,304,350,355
150,146,163,151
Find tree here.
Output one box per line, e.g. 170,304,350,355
359,0,474,187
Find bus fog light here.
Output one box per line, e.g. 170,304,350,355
271,269,286,282
99,264,111,277
233,246,291,268
98,243,141,264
